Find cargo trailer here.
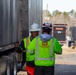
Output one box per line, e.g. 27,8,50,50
0,0,42,75
52,24,67,45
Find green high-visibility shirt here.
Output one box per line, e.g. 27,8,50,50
26,36,62,66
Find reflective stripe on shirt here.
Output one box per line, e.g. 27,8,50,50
35,36,55,60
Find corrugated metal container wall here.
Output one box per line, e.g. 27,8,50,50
29,0,42,27
22,0,42,38
0,0,20,47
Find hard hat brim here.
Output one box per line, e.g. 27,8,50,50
42,26,52,29
30,28,41,32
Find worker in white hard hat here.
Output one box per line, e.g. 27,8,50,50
29,23,41,38
17,23,41,75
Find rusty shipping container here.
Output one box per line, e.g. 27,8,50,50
0,0,42,74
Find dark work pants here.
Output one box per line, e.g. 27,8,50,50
34,66,54,75
22,52,26,67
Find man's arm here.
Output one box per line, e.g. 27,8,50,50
54,38,62,54
16,40,26,53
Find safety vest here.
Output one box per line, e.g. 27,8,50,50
23,36,30,48
27,36,62,66
25,37,35,61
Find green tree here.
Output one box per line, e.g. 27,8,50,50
63,12,70,22
43,10,52,17
52,10,62,16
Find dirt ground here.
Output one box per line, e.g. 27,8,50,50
62,44,76,54
17,44,76,75
55,44,76,75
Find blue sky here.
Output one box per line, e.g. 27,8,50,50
43,0,76,13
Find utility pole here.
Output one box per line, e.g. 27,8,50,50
46,3,48,11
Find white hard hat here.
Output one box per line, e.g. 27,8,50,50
30,23,41,31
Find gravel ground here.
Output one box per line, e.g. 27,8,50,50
17,44,76,75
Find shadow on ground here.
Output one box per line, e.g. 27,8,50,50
55,64,76,75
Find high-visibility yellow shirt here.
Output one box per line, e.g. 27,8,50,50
27,36,62,66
